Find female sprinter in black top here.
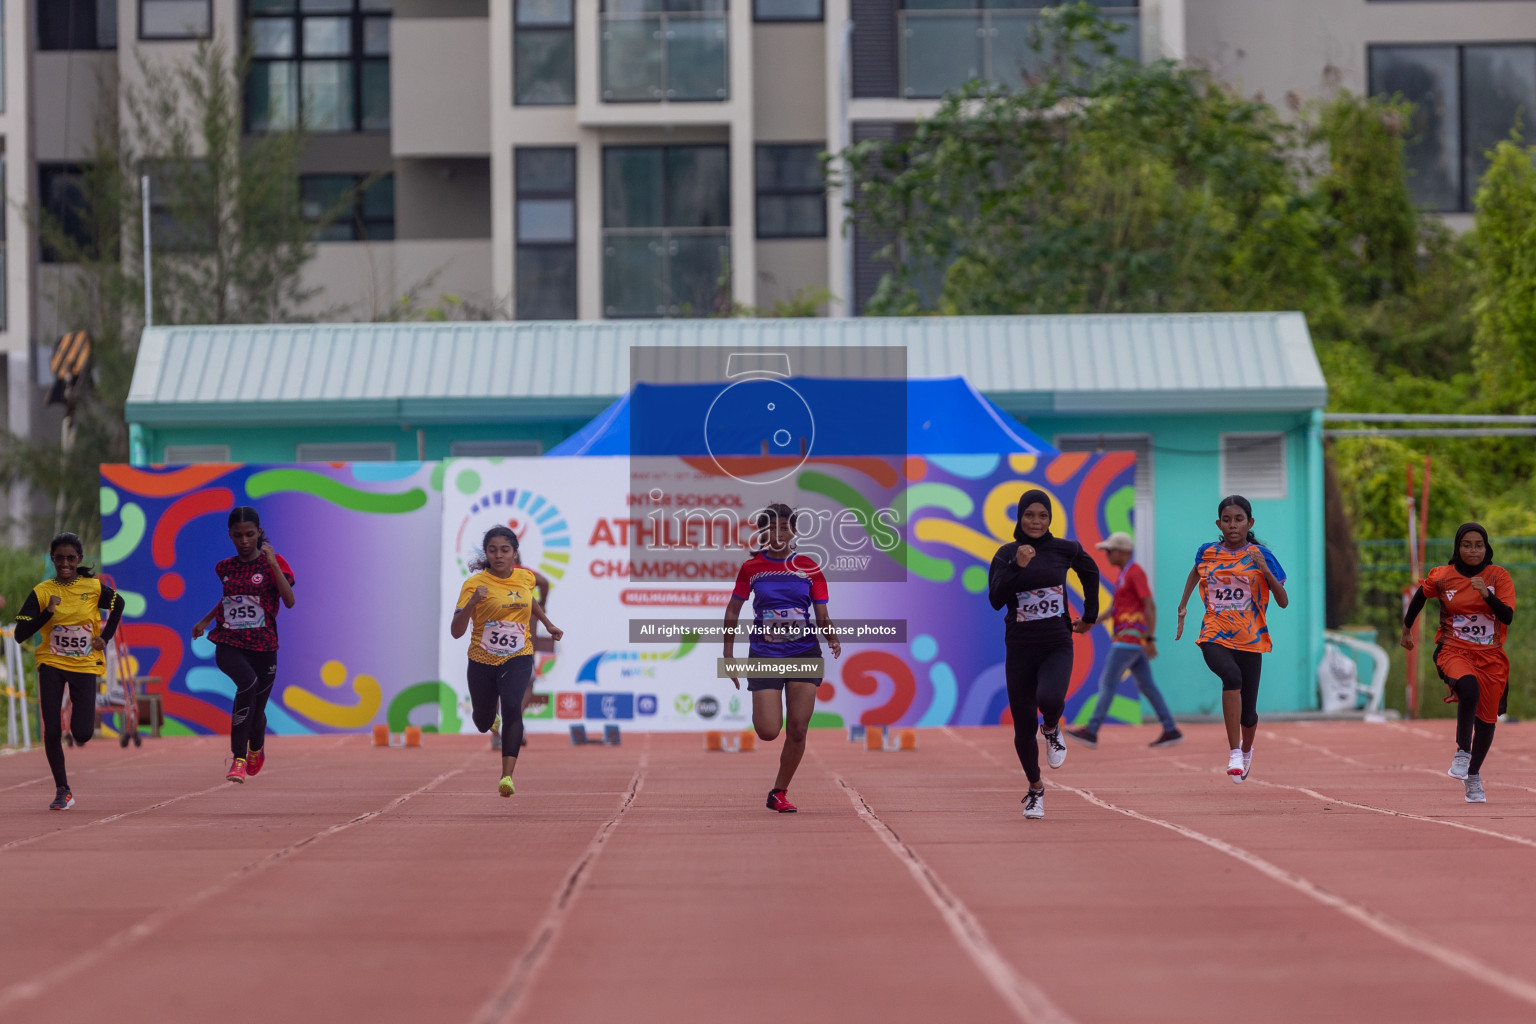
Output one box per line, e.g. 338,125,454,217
13,533,125,810
191,507,296,783
988,489,1099,819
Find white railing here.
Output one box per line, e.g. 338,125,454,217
1322,629,1389,714
3,626,32,751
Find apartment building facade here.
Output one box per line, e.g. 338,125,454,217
0,1,1533,428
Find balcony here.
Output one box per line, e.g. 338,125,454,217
900,4,1138,100
601,4,729,103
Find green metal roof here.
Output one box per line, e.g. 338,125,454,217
125,313,1327,427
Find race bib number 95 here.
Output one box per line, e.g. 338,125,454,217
1207,574,1249,612
481,620,527,658
49,624,93,658
1016,586,1065,622
222,594,266,630
1452,614,1496,646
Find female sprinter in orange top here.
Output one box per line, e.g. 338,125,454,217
1400,522,1514,803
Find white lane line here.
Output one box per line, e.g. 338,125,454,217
474,744,650,1024
1271,732,1536,796
942,727,1536,1010
1,781,232,852
0,762,468,1015
832,769,1077,1024
1249,778,1536,850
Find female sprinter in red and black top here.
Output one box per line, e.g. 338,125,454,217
1400,522,1514,803
1174,495,1288,783
12,533,125,810
724,504,842,813
191,507,295,783
987,489,1099,820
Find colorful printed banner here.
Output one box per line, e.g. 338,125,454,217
102,451,1136,736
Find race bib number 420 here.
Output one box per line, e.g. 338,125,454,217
222,594,266,630
1207,574,1250,612
481,620,527,658
1016,586,1065,622
49,624,93,658
1452,614,1496,646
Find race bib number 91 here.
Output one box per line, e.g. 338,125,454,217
222,594,266,630
481,620,527,658
1452,614,1496,646
49,624,93,658
1207,574,1249,612
1016,586,1065,622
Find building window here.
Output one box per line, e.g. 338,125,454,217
899,1,1137,99
603,145,730,317
38,0,117,50
1219,433,1287,501
755,0,820,21
1369,44,1536,212
514,0,575,105
39,164,95,263
140,0,211,39
755,144,826,239
246,0,391,134
296,442,396,461
601,0,728,103
301,174,396,241
516,148,577,320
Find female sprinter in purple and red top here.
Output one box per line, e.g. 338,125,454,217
191,507,296,784
723,503,842,813
1174,495,1287,783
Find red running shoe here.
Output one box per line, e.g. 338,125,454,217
246,748,266,777
226,758,247,784
766,789,797,813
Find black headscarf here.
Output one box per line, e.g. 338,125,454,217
1450,522,1494,576
1013,489,1054,543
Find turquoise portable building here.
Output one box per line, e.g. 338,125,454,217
124,313,1328,715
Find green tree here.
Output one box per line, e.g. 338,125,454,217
1471,131,1536,407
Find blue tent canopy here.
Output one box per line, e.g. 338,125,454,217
548,376,1055,457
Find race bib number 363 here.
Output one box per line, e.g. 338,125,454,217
481,620,527,658
1207,574,1250,612
1016,586,1065,622
1452,614,1496,646
222,594,266,630
49,624,93,658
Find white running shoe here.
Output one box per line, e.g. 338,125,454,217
1448,750,1471,780
1043,727,1067,769
1241,750,1254,782
1227,749,1245,782
1464,774,1486,803
1022,788,1045,819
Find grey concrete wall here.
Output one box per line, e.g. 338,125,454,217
395,157,492,240
756,238,830,314
754,23,828,142
392,16,491,156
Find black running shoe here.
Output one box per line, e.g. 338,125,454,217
50,787,75,811
1066,727,1098,748
1149,729,1184,749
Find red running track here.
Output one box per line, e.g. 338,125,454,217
3,722,1536,1023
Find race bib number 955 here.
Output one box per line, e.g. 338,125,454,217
222,594,266,630
1452,614,1496,646
49,624,93,658
481,620,526,658
1016,586,1065,622
1207,574,1249,612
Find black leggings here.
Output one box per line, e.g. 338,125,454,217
1446,674,1498,775
467,657,534,754
1200,643,1262,729
39,665,97,789
1005,643,1073,785
217,645,278,759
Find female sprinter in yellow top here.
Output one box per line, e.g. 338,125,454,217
450,526,563,797
12,533,125,810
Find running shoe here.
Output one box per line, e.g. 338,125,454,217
498,775,515,798
226,758,247,784
1464,774,1486,803
246,747,266,777
1241,749,1254,782
766,789,797,813
1226,749,1245,782
1149,729,1185,749
1022,788,1044,819
49,787,74,811
1043,727,1068,769
1448,749,1471,780
1066,727,1099,749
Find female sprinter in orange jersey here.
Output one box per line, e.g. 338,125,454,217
1400,523,1514,803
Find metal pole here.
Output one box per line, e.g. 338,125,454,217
142,174,154,329
1326,413,1536,425
839,17,855,317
